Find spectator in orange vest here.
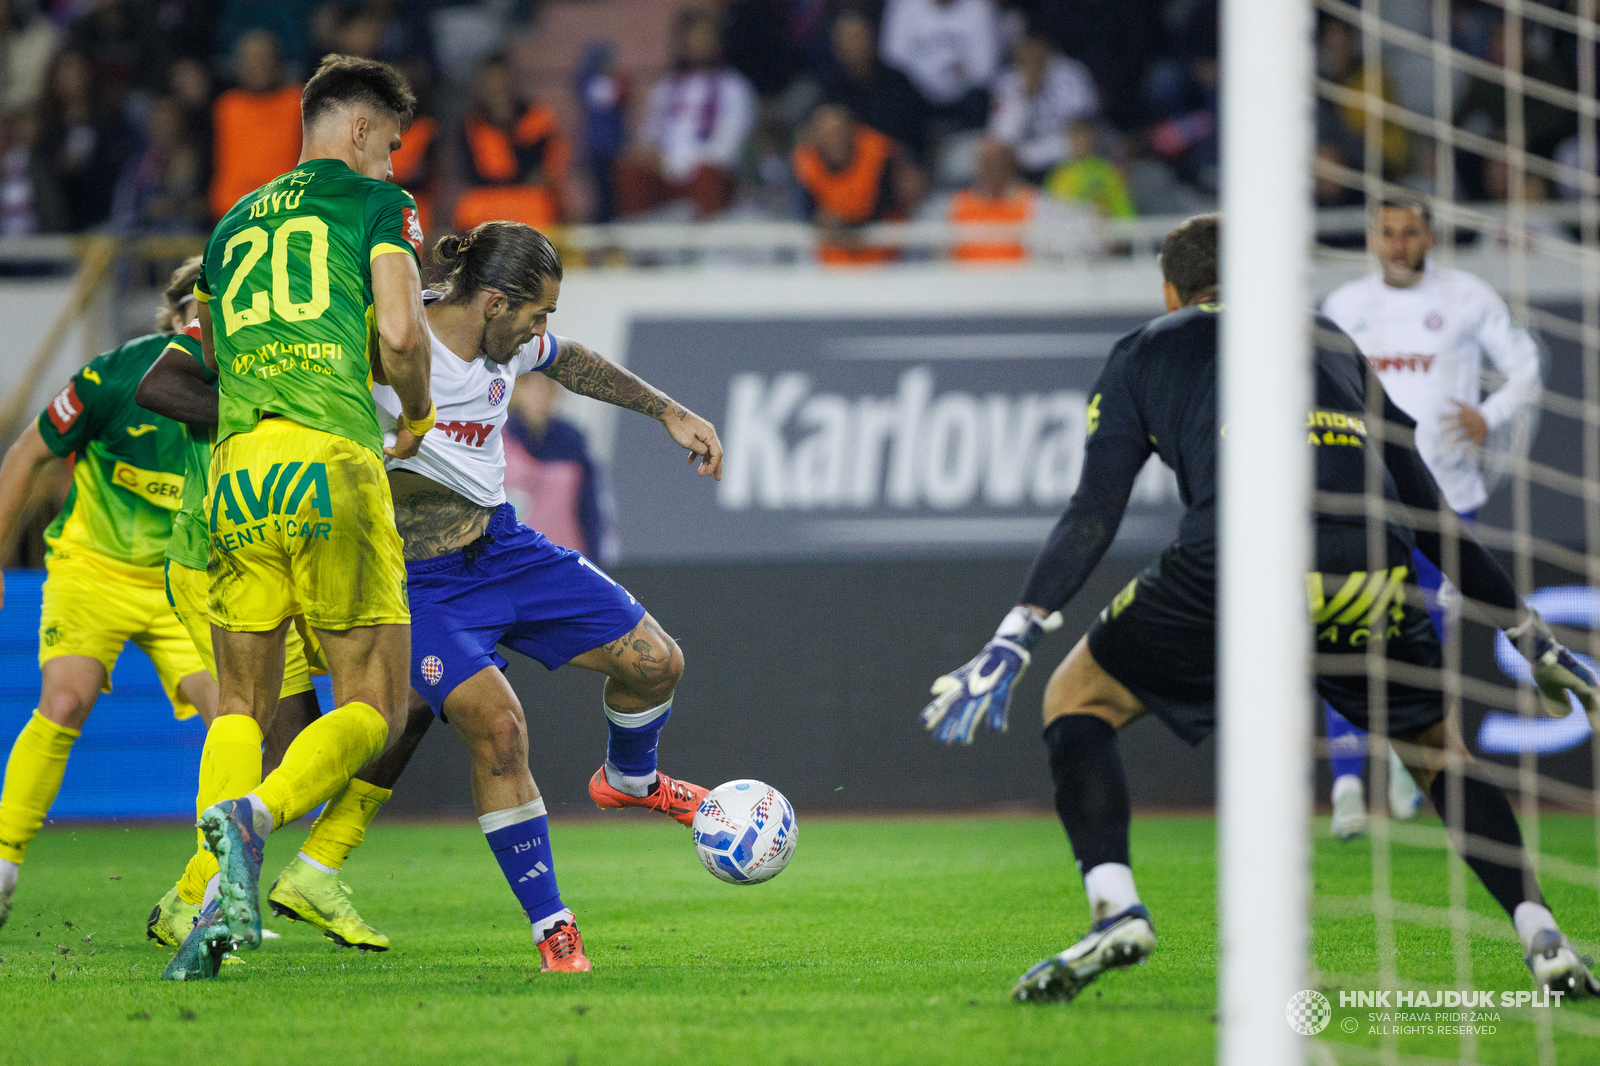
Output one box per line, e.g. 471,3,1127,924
388,95,439,232
453,52,569,232
793,103,911,266
208,30,301,221
949,138,1036,264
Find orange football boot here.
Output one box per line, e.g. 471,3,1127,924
537,919,592,972
587,767,708,827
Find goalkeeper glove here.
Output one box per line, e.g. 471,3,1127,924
921,606,1063,745
1505,609,1598,718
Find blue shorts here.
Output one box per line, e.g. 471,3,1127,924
405,504,646,715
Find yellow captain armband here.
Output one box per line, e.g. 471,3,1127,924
402,403,437,436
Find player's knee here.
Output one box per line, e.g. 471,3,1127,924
616,628,683,703
38,678,97,729
658,637,685,692
467,707,528,776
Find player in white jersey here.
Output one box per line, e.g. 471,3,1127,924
1319,196,1543,839
367,221,724,972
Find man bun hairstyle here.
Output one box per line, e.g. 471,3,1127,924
433,220,563,307
301,53,416,129
158,254,204,333
1159,212,1220,305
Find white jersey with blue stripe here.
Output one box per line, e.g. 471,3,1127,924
374,291,560,508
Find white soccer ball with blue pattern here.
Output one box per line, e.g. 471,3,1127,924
692,780,797,885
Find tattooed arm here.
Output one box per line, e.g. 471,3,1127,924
541,337,724,480
387,470,496,561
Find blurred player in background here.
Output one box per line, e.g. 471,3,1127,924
369,221,721,971
0,265,217,930
502,370,616,562
164,54,436,980
922,215,1598,1004
1320,196,1542,839
136,259,402,957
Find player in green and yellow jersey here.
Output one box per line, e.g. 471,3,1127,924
0,271,218,931
137,259,397,956
166,53,435,978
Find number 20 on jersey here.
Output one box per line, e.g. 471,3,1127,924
218,214,332,336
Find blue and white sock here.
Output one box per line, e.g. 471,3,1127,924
480,798,567,938
1324,704,1365,784
603,698,672,798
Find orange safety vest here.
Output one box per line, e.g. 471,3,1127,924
390,115,437,233
949,186,1035,263
391,115,437,186
452,185,559,231
458,103,569,231
210,85,303,220
792,125,898,266
462,104,570,185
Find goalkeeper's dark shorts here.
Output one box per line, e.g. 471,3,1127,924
1086,548,1445,746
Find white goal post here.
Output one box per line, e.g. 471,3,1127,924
1218,0,1315,1063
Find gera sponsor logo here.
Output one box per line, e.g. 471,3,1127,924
718,367,1173,513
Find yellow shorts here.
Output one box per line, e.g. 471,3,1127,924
165,559,324,699
207,417,409,632
39,547,209,719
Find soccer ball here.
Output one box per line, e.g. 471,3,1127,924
692,780,798,885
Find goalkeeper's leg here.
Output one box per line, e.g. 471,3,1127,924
1014,637,1156,1003
1397,718,1599,998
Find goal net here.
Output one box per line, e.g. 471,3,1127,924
1226,0,1600,1062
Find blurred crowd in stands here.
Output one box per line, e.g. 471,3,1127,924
0,0,1589,258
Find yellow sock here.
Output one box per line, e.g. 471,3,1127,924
254,702,388,830
176,714,263,905
300,778,392,871
0,711,80,864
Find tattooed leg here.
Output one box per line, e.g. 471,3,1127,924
567,613,684,709
570,614,688,802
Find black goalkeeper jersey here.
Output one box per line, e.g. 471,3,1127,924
1018,302,1518,615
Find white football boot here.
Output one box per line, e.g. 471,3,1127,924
1330,774,1368,840
0,858,16,931
1387,748,1423,819
1012,905,1156,1003
1526,929,1600,999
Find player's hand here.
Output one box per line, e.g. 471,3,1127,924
0,569,6,611
385,423,423,460
1445,400,1489,447
664,406,723,481
1506,609,1598,718
921,606,1062,744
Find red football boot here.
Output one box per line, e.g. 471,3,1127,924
587,766,708,827
536,918,592,973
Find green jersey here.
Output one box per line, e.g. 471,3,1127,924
162,326,214,571
37,333,191,570
196,157,423,455
1043,157,1136,220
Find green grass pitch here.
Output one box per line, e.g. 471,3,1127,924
0,812,1595,1065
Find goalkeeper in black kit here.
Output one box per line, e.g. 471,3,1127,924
921,214,1600,1005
